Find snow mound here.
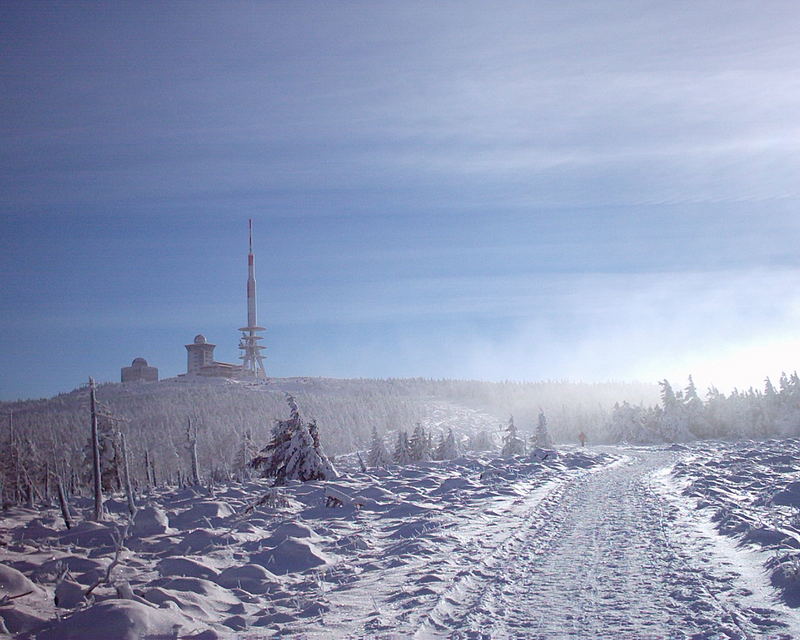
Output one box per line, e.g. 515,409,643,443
172,528,233,554
171,501,234,528
251,537,331,574
58,520,118,548
216,564,280,594
430,477,479,494
0,605,48,635
157,556,219,580
334,533,370,551
0,563,41,597
149,576,239,602
36,554,104,581
264,520,320,544
37,599,194,640
132,505,170,536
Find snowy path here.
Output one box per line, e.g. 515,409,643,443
412,450,794,640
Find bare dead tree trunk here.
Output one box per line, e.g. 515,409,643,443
143,450,152,490
44,461,50,504
186,417,200,486
56,477,73,529
120,432,137,517
10,411,20,504
89,377,104,521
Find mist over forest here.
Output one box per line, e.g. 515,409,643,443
0,376,654,490
3,370,799,502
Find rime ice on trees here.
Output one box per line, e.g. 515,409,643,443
434,428,460,460
367,426,392,468
501,415,525,456
409,423,432,462
251,394,338,485
534,410,554,449
393,430,412,465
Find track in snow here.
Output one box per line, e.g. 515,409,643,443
417,450,793,640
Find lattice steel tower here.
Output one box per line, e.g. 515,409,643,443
238,219,267,378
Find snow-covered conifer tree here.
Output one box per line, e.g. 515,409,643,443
251,395,338,485
657,379,692,442
282,419,338,483
434,428,460,460
659,380,677,409
409,423,431,462
534,410,554,449
366,425,391,468
468,430,494,451
250,395,299,480
682,375,710,438
501,416,525,456
393,430,412,465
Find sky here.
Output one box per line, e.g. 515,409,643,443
2,1,800,400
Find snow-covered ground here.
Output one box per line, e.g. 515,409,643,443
2,442,800,639
665,440,800,616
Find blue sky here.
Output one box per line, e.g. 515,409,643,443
2,1,800,400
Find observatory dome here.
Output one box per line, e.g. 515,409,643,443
194,334,207,344
131,357,148,367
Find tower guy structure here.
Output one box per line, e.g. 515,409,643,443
238,219,267,378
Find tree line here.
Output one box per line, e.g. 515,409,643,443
607,373,800,443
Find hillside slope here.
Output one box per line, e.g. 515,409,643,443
0,376,657,489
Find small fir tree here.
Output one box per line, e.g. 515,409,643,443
468,430,494,451
534,410,554,449
434,428,460,460
367,426,391,468
393,430,412,465
251,395,338,485
501,416,525,456
409,423,431,462
283,418,338,483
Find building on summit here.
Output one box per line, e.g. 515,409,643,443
121,357,158,383
122,220,268,383
184,334,245,378
182,220,268,380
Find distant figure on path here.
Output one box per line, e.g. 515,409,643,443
578,431,587,447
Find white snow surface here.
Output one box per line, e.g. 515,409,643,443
2,442,800,638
